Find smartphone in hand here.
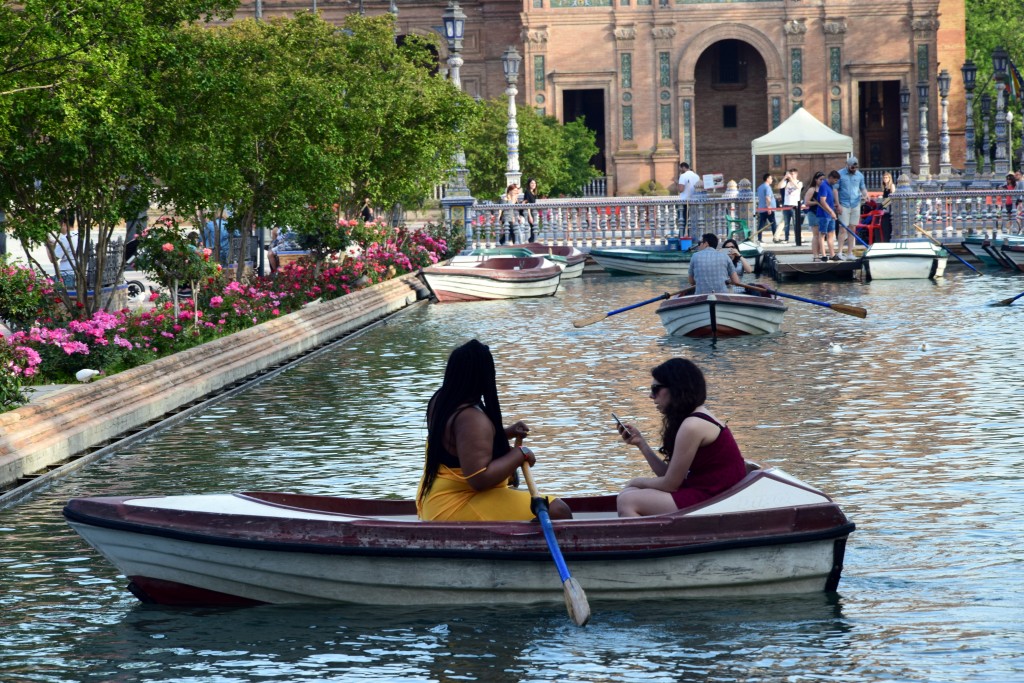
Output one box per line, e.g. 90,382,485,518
612,413,631,436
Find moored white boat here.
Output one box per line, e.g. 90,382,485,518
656,293,787,337
589,246,692,276
63,465,854,607
519,242,586,278
863,241,947,280
450,246,582,278
420,256,561,302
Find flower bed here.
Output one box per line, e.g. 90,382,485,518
1,221,457,412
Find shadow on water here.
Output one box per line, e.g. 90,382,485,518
59,595,850,682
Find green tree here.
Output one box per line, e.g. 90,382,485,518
153,12,472,278
965,0,1024,161
0,0,237,314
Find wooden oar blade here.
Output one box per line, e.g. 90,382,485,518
829,303,868,318
992,294,1023,306
563,577,591,626
573,311,608,328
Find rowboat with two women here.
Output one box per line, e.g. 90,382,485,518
63,463,853,607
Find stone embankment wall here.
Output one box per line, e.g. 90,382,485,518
0,274,429,489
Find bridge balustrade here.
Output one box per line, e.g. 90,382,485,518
466,191,755,249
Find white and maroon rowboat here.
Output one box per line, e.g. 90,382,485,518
420,256,561,302
656,293,787,337
518,242,586,278
63,465,854,607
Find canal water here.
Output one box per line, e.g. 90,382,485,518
2,266,1023,682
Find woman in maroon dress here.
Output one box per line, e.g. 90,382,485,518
615,358,747,517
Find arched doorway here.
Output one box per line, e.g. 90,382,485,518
692,39,769,183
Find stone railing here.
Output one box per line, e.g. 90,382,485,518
890,182,1024,241
467,183,756,249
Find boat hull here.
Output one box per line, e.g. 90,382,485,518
64,468,854,607
960,237,1000,267
589,247,691,276
656,293,787,337
864,242,947,280
1000,243,1024,272
421,256,561,302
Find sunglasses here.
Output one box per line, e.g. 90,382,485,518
650,383,666,396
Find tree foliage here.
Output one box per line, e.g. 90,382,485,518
0,0,238,314
965,0,1024,160
464,98,600,200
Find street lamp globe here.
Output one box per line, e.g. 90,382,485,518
937,70,951,99
961,59,977,93
442,0,466,52
917,81,929,102
900,85,911,112
992,47,1009,81
501,46,522,86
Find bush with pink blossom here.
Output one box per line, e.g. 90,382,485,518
0,221,450,411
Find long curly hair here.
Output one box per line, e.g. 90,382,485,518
420,340,509,500
651,358,707,461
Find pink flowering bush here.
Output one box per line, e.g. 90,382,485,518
0,342,41,409
0,221,450,411
0,256,66,332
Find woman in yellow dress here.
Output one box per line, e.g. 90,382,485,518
416,339,572,522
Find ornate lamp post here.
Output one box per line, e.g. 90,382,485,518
917,81,931,181
439,0,475,235
981,93,992,176
501,45,522,191
937,69,952,179
900,85,912,180
442,0,469,197
961,60,978,178
992,46,1010,177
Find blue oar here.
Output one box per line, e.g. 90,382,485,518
913,224,983,275
518,439,591,626
573,287,693,328
992,289,1024,306
742,284,867,318
839,221,871,248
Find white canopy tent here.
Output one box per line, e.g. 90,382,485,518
750,108,853,184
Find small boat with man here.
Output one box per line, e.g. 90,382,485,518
63,462,854,608
420,255,561,302
656,291,787,338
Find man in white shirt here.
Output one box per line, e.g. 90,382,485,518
775,168,803,244
677,162,700,234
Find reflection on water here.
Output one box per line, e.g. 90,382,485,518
2,270,1023,682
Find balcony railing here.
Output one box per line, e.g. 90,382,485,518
467,189,755,249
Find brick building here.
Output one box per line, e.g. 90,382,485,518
236,0,966,194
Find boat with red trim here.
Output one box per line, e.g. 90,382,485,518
63,464,854,607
